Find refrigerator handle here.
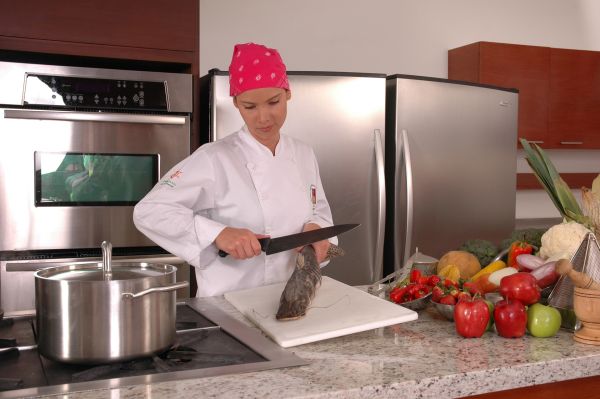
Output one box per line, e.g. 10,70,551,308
373,129,386,282
394,129,414,270
209,76,218,142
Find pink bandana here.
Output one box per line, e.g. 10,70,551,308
228,43,290,96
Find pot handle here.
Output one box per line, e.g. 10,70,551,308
122,281,189,299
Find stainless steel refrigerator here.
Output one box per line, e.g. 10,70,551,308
384,75,518,276
200,70,386,285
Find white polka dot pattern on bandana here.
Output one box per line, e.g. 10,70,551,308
228,43,290,96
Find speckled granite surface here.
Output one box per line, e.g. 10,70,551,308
31,296,600,399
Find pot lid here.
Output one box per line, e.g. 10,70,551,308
36,263,174,282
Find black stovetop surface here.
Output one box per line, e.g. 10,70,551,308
0,304,266,393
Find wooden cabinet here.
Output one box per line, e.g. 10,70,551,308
0,0,201,295
0,0,200,148
462,374,600,399
449,42,549,145
549,48,600,148
449,41,600,150
0,0,198,63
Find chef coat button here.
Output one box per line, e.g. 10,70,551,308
246,162,255,171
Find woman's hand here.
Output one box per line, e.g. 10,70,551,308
215,227,267,260
299,223,331,263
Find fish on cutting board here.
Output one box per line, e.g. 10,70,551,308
276,244,345,321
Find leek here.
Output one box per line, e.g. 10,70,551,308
520,138,591,227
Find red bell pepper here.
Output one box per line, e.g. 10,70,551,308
494,298,527,338
499,272,541,305
507,241,534,269
454,297,490,338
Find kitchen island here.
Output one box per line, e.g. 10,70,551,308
35,295,600,399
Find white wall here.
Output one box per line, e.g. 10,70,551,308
200,0,600,221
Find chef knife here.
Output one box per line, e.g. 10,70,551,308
218,223,359,257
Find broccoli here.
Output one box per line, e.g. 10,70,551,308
459,239,499,267
500,228,548,251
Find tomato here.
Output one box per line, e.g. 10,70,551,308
428,275,441,286
457,291,472,303
432,286,444,302
389,287,405,303
439,295,456,305
410,269,422,283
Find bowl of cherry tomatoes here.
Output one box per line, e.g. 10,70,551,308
387,269,441,311
430,279,483,321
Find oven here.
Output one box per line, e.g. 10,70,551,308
0,61,192,315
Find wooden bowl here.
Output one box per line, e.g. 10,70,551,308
573,287,600,345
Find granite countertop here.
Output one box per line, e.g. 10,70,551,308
37,295,600,399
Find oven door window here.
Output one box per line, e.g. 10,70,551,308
35,152,158,206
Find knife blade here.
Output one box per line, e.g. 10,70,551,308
218,223,359,257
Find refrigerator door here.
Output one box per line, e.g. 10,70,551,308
209,72,386,285
385,76,518,274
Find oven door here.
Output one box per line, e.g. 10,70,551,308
0,108,190,252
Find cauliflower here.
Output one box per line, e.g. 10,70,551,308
539,221,592,261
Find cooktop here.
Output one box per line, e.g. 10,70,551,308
0,298,307,398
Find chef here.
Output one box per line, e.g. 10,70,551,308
133,42,336,297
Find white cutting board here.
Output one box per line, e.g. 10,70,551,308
224,276,418,348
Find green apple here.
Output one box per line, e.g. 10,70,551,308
484,299,494,332
527,303,562,338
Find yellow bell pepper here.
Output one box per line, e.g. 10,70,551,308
470,260,506,282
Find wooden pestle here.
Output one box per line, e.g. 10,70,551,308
555,259,600,291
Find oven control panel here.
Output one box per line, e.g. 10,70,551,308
23,74,168,111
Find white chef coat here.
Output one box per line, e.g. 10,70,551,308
133,126,335,297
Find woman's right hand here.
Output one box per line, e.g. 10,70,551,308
214,227,267,260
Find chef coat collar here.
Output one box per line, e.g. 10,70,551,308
239,125,293,161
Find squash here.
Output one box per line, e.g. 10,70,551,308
436,250,481,279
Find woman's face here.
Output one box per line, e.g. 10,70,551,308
233,87,291,142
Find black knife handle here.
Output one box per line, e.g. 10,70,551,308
218,249,228,257
0,377,24,390
218,237,270,258
0,338,16,348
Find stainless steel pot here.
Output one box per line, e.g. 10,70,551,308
34,243,188,364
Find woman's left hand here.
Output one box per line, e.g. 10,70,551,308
299,223,331,263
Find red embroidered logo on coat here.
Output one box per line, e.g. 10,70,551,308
170,170,183,179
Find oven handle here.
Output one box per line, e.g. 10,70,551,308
3,109,187,125
5,255,186,272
